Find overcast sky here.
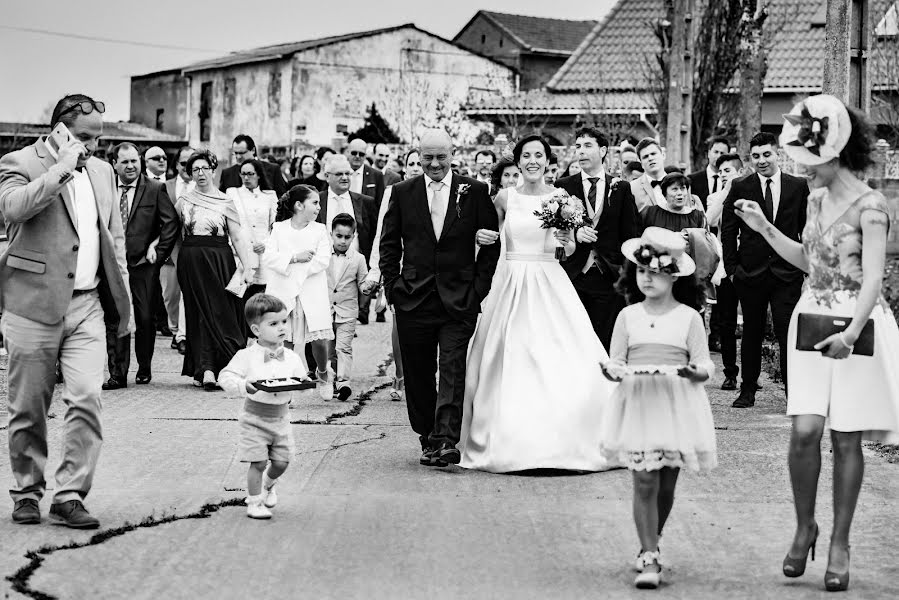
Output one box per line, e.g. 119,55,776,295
0,0,617,123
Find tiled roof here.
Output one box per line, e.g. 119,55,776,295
473,11,597,55
464,89,654,115
549,0,896,94
0,122,185,142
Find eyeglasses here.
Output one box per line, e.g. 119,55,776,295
240,171,258,177
348,151,366,157
57,100,106,120
192,166,213,174
148,155,166,162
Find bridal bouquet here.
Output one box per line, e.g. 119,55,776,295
533,190,586,258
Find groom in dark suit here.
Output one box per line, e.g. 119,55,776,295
555,127,643,349
380,129,500,466
721,131,808,408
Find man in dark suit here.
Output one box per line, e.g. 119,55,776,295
380,129,500,466
316,155,377,267
103,143,179,389
687,135,731,211
722,132,809,408
346,137,386,323
556,127,643,350
218,134,287,198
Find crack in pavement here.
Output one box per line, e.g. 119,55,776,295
297,425,388,455
6,496,245,600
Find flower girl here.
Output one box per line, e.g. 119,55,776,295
600,227,717,589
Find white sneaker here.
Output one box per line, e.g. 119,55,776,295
316,369,334,401
263,481,278,508
245,495,272,519
634,551,662,589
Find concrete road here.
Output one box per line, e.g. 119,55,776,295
0,316,896,599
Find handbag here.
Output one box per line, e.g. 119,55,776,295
373,286,388,313
796,313,875,356
226,267,248,298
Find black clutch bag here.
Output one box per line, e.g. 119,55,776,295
796,313,875,356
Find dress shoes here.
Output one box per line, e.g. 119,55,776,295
376,311,386,323
358,314,369,325
732,388,756,408
49,500,100,529
721,376,737,391
176,340,187,355
136,374,152,385
434,442,461,465
419,447,448,467
158,325,172,337
12,499,41,524
170,336,179,350
102,377,127,391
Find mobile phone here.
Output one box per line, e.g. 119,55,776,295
46,122,72,155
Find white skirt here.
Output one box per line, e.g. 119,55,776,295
787,290,899,443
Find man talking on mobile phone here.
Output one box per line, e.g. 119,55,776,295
0,93,131,529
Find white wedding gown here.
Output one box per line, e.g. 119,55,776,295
459,189,617,473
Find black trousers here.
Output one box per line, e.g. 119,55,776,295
571,267,625,352
106,263,159,380
733,273,802,390
394,292,477,449
711,277,740,379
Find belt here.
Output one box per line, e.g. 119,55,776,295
72,287,97,297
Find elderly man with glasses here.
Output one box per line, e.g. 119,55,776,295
0,93,131,529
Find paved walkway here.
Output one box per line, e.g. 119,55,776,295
0,318,895,599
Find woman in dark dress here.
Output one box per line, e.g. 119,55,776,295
286,154,327,192
642,172,707,231
177,150,254,390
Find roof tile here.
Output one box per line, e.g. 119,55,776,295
480,11,597,54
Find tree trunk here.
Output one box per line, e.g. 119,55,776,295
737,5,768,159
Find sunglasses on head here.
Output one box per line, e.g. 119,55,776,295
57,100,106,120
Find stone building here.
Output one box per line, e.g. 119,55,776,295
129,24,514,162
452,11,596,91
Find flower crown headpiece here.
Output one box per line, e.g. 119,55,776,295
784,106,830,157
779,94,851,166
634,244,678,274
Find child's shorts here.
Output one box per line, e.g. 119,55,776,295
238,400,295,463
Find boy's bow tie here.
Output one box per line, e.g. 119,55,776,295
264,348,285,362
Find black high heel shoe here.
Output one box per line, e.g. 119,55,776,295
783,523,819,578
824,546,850,592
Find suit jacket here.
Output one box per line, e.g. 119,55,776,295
123,174,178,268
721,171,809,284
379,174,500,318
688,169,712,210
0,139,131,335
382,168,402,187
357,163,386,207
219,160,287,198
555,172,643,281
316,190,378,265
327,249,368,321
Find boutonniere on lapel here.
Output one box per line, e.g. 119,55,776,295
608,177,625,209
455,183,471,219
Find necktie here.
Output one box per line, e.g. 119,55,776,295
763,178,774,220
264,347,285,362
119,186,131,226
712,174,719,194
429,181,445,240
587,177,599,211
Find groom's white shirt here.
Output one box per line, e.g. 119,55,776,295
424,171,453,212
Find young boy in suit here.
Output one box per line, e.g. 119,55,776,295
328,213,368,401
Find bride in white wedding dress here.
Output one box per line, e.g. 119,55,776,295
459,135,617,473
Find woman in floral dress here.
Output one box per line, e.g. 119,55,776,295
735,95,899,592
177,150,253,390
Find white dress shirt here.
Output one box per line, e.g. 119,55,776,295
350,166,364,195
425,170,453,212
758,170,782,220
175,177,194,201
327,190,358,252
145,169,164,182
71,169,101,290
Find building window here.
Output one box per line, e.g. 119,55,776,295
199,81,212,143
155,108,164,131
223,77,236,117
268,71,281,118
499,38,504,48
336,123,348,134
481,34,485,44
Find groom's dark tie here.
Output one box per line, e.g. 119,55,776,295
587,177,599,212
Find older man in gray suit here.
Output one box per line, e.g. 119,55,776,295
0,94,131,529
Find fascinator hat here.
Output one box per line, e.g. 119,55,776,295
621,227,696,277
780,94,852,166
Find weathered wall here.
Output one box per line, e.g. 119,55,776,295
185,58,294,168
130,72,189,138
454,17,523,70
290,28,514,146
